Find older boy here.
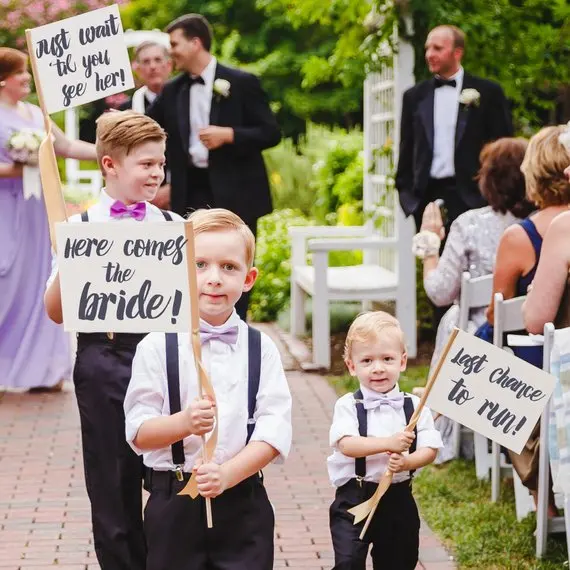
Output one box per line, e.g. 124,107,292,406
124,208,292,570
328,312,442,570
45,111,183,570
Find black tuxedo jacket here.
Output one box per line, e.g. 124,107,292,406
148,63,281,225
395,73,513,217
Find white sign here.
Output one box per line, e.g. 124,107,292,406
27,4,134,114
426,329,556,454
55,221,191,333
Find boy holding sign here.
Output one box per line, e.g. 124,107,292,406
45,110,183,570
123,208,292,570
327,312,442,570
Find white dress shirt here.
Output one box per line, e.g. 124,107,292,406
327,385,443,487
46,189,184,287
189,56,217,168
430,67,464,179
124,310,293,471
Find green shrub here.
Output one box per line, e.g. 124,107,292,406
249,208,312,322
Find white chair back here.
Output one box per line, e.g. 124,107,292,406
458,272,493,331
493,292,526,347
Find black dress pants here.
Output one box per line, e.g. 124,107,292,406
330,479,420,570
144,471,274,570
184,165,257,321
73,333,147,570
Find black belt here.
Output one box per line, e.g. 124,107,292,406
341,478,412,493
77,332,147,348
428,176,456,185
144,468,262,494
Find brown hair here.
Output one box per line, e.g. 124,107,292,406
95,110,166,173
477,137,534,218
344,311,406,361
187,208,256,268
522,125,570,208
0,48,27,83
166,14,213,52
430,25,466,50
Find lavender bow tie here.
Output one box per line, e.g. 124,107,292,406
199,324,239,346
110,200,146,221
360,392,405,411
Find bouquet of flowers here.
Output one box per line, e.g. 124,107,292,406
7,128,45,166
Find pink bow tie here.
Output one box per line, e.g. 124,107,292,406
199,324,239,346
110,200,146,221
359,393,405,411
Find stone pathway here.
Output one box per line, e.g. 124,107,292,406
0,325,455,569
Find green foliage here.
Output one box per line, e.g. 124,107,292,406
414,460,568,569
120,0,363,137
249,208,312,322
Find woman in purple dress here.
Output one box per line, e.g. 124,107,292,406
0,48,96,392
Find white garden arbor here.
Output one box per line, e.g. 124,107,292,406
63,29,170,193
289,24,417,368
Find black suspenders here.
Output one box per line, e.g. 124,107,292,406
80,208,173,222
165,326,262,471
353,390,418,481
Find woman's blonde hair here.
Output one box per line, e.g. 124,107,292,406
343,311,406,361
95,110,166,173
187,208,256,268
522,125,570,208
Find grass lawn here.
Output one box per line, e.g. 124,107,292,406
328,365,568,569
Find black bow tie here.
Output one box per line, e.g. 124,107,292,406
434,77,457,89
188,75,205,86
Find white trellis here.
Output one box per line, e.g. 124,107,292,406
64,29,170,195
289,24,417,367
362,26,417,356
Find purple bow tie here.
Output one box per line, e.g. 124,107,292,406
359,392,405,411
110,200,146,221
199,324,239,346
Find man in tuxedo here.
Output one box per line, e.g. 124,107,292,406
148,13,281,319
120,41,172,114
396,25,513,231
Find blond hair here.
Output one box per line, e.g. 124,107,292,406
95,110,166,174
523,125,570,208
344,311,406,361
187,208,256,268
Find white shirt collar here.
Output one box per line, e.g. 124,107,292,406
359,383,401,401
193,56,217,88
199,308,239,331
99,188,148,208
435,66,463,88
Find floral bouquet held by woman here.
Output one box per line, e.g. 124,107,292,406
7,128,45,200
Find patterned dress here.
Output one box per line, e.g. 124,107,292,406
423,205,520,462
0,102,71,389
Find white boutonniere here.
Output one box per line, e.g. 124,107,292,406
558,121,570,153
213,78,231,99
458,88,480,108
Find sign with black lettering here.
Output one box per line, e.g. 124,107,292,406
426,328,556,454
26,4,134,114
55,221,191,332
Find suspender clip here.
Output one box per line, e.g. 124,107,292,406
106,332,114,340
174,465,184,482
355,475,364,487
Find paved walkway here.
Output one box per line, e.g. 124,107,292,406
0,325,455,569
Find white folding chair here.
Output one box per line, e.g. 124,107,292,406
536,323,569,560
457,272,493,465
491,293,534,520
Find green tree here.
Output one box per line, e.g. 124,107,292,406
120,0,364,138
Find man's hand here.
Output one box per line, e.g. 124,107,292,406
185,397,215,436
387,452,409,473
151,184,171,210
198,126,234,150
386,431,415,454
193,459,229,498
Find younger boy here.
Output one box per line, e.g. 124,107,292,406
45,111,184,570
124,208,292,570
327,311,442,570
